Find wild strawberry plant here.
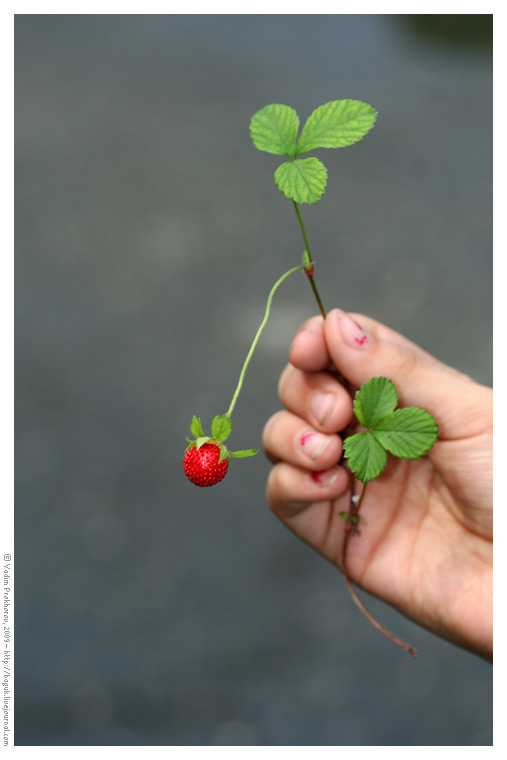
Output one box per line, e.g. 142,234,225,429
184,100,438,657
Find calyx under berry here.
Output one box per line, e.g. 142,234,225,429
184,414,258,486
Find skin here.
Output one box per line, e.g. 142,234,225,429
263,309,492,660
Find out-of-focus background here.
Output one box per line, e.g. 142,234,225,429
15,14,492,746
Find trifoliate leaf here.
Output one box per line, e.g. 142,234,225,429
372,408,439,459
190,415,204,438
228,448,258,458
211,414,232,443
353,377,398,428
250,104,300,157
343,431,387,483
274,157,327,204
296,100,377,156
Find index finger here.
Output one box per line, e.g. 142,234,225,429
288,315,329,372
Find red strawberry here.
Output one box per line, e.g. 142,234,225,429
183,442,229,487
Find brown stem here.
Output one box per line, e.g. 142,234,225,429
341,481,418,659
342,573,418,658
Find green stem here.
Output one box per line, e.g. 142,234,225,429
293,201,312,258
292,200,348,387
226,265,305,419
293,201,326,318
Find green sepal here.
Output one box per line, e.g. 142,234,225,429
195,436,211,449
218,444,230,463
190,415,205,438
228,448,259,458
211,414,232,443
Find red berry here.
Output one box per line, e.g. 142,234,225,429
183,442,229,487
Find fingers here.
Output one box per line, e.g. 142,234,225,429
265,461,349,519
277,364,353,433
288,315,329,372
262,410,343,470
321,309,486,439
289,309,487,441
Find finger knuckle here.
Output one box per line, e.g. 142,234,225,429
396,347,419,378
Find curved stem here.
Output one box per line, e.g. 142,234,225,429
226,265,305,418
341,482,418,658
342,574,418,658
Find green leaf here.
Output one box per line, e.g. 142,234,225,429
372,408,439,459
250,104,300,157
211,414,232,443
353,377,398,429
228,448,258,458
343,432,387,483
274,157,327,204
296,100,377,156
190,415,204,438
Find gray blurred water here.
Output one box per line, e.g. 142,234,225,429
15,15,492,745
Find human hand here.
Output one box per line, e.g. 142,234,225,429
263,309,492,660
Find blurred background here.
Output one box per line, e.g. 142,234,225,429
15,14,492,746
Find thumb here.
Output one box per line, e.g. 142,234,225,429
323,309,481,438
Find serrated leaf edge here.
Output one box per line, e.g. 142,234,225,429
249,103,300,157
371,407,439,459
353,376,398,429
274,157,328,205
343,431,388,483
296,99,378,156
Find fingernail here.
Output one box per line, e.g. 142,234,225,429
310,392,337,426
310,468,339,487
299,430,331,461
336,310,371,350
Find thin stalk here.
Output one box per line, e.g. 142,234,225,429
293,200,348,389
226,265,305,419
293,201,416,657
292,201,326,319
341,482,418,658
